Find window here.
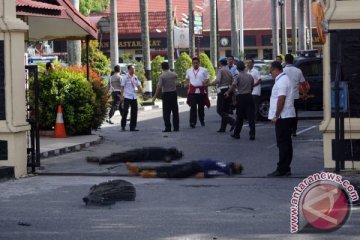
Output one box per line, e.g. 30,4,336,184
298,61,322,77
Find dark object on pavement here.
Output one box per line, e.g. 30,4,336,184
86,147,183,164
83,179,136,206
18,221,32,226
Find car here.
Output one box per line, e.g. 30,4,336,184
257,52,323,120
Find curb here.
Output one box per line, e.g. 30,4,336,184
40,136,103,159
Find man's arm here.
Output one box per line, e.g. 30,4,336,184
152,86,161,102
224,84,236,98
120,86,125,102
271,95,286,124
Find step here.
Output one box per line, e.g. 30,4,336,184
0,166,14,180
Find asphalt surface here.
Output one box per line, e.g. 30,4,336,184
1,103,359,240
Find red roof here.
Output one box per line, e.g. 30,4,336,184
16,0,64,11
97,0,314,34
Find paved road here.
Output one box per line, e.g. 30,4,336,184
1,103,359,240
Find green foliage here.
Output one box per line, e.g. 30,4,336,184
81,40,111,76
151,55,165,90
36,66,108,135
199,53,215,82
174,52,192,85
121,53,133,63
79,0,109,16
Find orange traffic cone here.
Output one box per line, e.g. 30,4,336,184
53,104,67,138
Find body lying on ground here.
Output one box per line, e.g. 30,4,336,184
86,147,183,164
126,159,243,178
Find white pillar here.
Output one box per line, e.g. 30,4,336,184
0,0,30,178
67,0,81,66
110,0,119,68
238,0,244,57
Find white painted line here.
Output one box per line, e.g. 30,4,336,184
296,125,317,136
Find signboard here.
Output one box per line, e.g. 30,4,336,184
100,39,167,50
174,26,189,49
194,11,203,35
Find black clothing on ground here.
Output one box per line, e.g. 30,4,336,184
275,118,294,174
94,147,183,164
162,91,179,131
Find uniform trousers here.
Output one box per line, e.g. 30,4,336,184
189,93,205,125
139,161,202,178
233,93,255,137
109,91,123,119
162,91,179,131
217,88,235,130
121,98,138,130
275,118,294,173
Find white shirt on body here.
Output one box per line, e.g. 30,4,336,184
121,74,141,99
186,67,209,88
248,68,261,96
283,64,305,100
268,72,296,120
229,64,238,77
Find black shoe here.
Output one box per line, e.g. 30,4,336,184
106,119,114,124
121,127,126,131
267,170,291,177
173,129,179,132
200,122,205,127
229,123,235,132
162,129,171,132
130,129,139,132
249,135,255,140
292,132,297,137
231,134,240,139
217,129,226,133
190,123,195,128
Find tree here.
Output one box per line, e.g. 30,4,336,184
151,55,165,90
81,40,111,76
199,53,215,82
79,0,110,16
174,52,192,85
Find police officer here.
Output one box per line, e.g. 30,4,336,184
107,65,123,124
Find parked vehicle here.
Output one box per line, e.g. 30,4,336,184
257,53,323,120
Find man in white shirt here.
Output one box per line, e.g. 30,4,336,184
247,59,262,121
227,55,238,77
283,54,307,136
267,61,295,177
120,65,145,131
185,57,209,128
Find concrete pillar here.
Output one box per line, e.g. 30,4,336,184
307,0,313,50
230,0,239,57
189,0,195,57
0,0,30,178
110,0,119,68
291,0,298,53
166,0,174,70
280,0,288,54
67,0,81,66
210,0,217,68
298,0,306,50
238,0,244,57
271,0,279,58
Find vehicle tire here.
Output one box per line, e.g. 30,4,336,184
258,98,270,121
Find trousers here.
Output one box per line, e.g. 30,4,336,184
121,98,138,130
162,91,179,131
233,94,255,137
139,161,202,178
275,118,294,173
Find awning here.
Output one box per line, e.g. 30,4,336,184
16,0,97,41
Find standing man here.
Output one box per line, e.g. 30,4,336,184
283,54,307,136
224,61,255,140
107,65,123,124
152,62,179,132
227,55,238,77
247,59,262,121
120,65,145,131
213,59,235,132
276,55,285,68
185,57,209,128
267,61,295,177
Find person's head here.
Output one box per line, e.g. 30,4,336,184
236,60,246,72
276,55,283,63
227,55,235,66
285,54,294,64
161,62,170,71
114,65,121,73
127,64,135,75
167,147,183,160
229,162,243,175
192,57,200,69
270,61,283,79
46,62,54,71
219,59,228,66
246,59,255,70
